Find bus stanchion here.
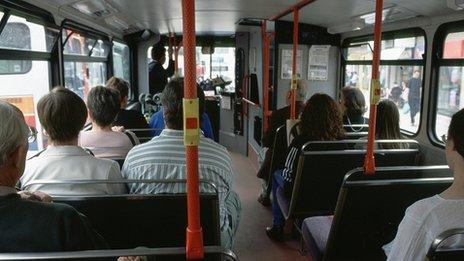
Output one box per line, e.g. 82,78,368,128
290,7,299,120
261,21,271,131
363,0,384,175
182,0,204,259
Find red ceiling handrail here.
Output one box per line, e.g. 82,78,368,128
269,0,317,21
290,7,299,120
182,0,204,259
261,22,271,131
363,0,384,175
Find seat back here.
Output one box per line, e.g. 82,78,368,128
28,179,221,250
427,228,464,261
345,131,368,140
324,166,452,260
270,124,288,173
287,139,421,219
54,194,220,249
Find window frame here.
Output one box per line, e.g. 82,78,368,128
429,20,464,147
341,27,427,137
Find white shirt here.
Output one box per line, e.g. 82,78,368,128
21,146,126,196
384,195,464,261
79,130,138,158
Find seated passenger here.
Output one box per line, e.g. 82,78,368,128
106,77,151,141
356,100,407,149
0,101,107,251
266,93,345,241
384,108,464,261
257,80,307,206
21,87,126,195
79,86,139,158
123,78,241,248
340,86,368,133
149,86,215,139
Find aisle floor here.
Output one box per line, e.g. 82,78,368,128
230,152,309,261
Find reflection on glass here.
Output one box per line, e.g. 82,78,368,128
344,64,423,133
435,66,464,139
346,36,425,61
444,32,464,59
62,30,99,56
113,41,131,83
0,15,57,52
91,40,110,57
64,61,107,101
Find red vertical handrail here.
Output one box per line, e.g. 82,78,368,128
290,7,299,120
182,0,204,259
262,22,270,131
363,0,384,175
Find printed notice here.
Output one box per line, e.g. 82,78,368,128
308,45,330,81
281,49,303,80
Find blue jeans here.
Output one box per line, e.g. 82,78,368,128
272,170,285,227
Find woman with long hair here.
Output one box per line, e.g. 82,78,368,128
340,86,368,133
266,93,345,241
375,100,407,149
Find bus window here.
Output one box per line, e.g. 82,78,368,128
212,47,235,90
344,33,425,134
434,31,464,141
113,41,131,83
0,14,57,153
63,29,110,101
64,61,106,100
146,45,234,87
0,15,56,52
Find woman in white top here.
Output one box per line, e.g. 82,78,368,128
384,108,464,261
21,87,126,195
79,86,139,158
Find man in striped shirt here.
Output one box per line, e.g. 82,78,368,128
122,78,241,248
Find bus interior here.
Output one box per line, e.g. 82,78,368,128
0,0,464,260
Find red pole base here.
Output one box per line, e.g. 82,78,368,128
186,227,204,260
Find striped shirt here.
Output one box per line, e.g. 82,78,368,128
122,129,237,234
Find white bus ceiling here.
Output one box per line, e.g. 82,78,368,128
22,0,461,37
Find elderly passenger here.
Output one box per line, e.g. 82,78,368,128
20,87,126,195
122,78,241,249
79,86,139,158
0,101,107,251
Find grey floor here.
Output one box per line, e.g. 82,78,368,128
230,152,309,261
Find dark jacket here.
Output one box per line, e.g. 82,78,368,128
0,194,107,252
113,109,151,141
148,59,175,95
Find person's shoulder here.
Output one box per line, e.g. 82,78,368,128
272,106,290,118
290,134,310,147
199,136,231,159
16,197,79,218
85,154,119,168
405,195,442,219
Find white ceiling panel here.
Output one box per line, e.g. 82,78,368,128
27,0,464,36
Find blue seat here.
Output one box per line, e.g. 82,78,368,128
302,216,333,261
